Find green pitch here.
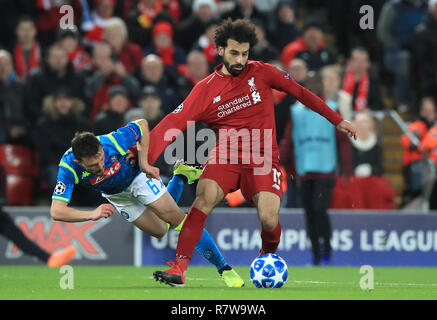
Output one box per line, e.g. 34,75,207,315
0,266,436,300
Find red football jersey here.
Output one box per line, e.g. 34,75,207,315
148,60,344,166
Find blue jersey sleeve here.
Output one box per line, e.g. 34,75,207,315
104,120,144,155
51,164,76,203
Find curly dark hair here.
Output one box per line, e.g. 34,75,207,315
214,18,258,49
71,132,101,161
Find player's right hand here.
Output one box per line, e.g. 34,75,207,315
141,164,160,180
336,120,358,140
89,204,115,221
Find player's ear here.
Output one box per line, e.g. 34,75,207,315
218,46,225,57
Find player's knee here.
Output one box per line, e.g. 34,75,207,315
193,195,215,214
260,214,279,231
155,229,167,239
153,224,168,238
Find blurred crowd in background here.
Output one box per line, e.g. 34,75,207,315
0,0,436,210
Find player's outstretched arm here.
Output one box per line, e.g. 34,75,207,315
50,200,115,222
136,119,160,180
266,62,354,132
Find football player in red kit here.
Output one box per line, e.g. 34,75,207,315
151,18,357,286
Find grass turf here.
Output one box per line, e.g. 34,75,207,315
0,266,436,300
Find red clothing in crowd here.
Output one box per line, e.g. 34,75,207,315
13,42,41,80
117,41,143,73
89,76,123,121
341,67,370,111
68,46,92,72
330,175,396,210
36,0,82,34
280,36,325,70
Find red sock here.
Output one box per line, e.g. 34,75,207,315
261,222,282,253
175,207,207,271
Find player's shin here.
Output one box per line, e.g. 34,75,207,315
194,228,227,271
175,215,226,270
175,207,207,271
169,176,227,271
260,221,282,254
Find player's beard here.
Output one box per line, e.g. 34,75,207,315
223,57,246,77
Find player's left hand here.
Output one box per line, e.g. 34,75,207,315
142,164,160,180
336,120,358,140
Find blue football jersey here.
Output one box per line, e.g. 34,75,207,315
52,121,144,203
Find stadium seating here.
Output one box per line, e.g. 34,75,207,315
330,175,396,210
0,144,39,205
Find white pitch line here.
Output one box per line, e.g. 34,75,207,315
148,276,437,287
292,280,437,287
375,282,437,287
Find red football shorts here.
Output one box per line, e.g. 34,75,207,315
200,162,284,204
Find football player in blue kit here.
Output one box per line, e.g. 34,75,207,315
50,119,244,287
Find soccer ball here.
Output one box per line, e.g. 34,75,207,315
250,253,288,288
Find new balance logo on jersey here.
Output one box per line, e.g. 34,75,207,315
213,96,221,104
252,91,261,104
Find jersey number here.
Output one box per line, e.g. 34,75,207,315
272,168,281,190
146,178,160,195
272,168,281,184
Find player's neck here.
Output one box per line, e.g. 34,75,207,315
220,64,231,76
